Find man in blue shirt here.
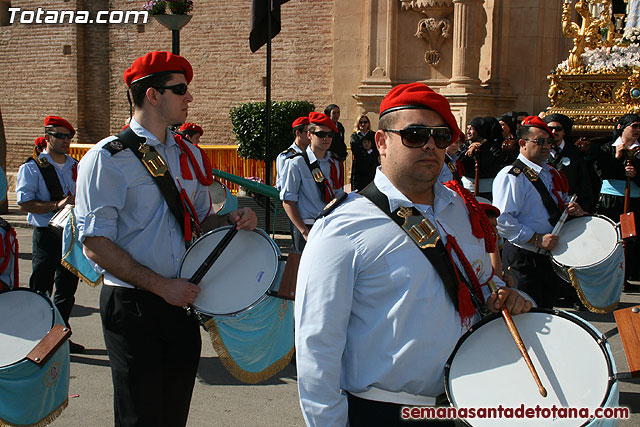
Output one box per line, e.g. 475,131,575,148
16,115,83,353
280,112,344,252
75,51,257,427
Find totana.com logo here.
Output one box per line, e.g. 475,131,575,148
8,7,149,24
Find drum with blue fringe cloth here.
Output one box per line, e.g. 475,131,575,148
60,206,103,287
179,227,294,383
0,289,70,427
550,215,624,313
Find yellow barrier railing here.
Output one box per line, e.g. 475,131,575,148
69,144,352,194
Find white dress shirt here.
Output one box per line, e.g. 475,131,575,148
492,153,569,250
295,168,501,426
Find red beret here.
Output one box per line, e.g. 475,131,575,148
379,82,462,145
124,51,193,87
291,116,309,128
34,136,47,148
44,115,75,135
308,112,338,133
179,122,204,135
520,116,553,137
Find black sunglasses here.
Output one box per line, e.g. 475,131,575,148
548,126,564,132
311,131,336,139
382,126,452,149
46,131,74,140
524,137,554,146
359,120,369,125
154,83,188,96
630,123,640,129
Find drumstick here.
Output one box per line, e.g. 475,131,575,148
551,194,577,237
189,225,238,285
488,281,548,397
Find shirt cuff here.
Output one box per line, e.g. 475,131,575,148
78,210,117,242
281,191,298,202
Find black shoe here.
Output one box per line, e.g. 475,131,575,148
624,282,640,293
69,341,85,354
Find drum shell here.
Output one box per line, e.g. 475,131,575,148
444,308,618,427
0,289,70,426
550,215,621,282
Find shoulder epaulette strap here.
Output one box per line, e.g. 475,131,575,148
316,192,348,219
281,147,297,156
508,165,523,176
103,138,128,156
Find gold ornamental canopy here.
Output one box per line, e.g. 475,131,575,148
547,0,640,133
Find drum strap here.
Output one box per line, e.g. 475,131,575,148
109,127,189,241
444,155,463,185
510,159,561,226
25,157,65,202
297,151,335,203
360,182,487,320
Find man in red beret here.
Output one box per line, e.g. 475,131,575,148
279,112,344,253
179,122,204,145
275,116,310,190
16,115,83,352
294,83,532,426
74,51,257,427
492,116,584,309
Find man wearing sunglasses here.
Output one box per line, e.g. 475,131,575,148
16,115,83,354
493,116,584,309
74,51,257,427
295,83,531,426
280,112,344,253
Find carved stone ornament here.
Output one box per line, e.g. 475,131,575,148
415,16,452,66
400,0,453,10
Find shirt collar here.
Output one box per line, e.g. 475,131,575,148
517,152,546,174
373,167,455,215
612,136,640,149
129,117,178,148
306,146,331,163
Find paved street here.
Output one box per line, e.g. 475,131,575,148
4,202,640,426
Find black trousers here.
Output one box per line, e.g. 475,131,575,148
29,226,79,326
347,393,455,426
501,241,563,309
100,286,202,427
597,194,640,281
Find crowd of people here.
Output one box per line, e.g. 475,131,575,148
3,49,638,426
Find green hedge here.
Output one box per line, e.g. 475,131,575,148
230,100,315,161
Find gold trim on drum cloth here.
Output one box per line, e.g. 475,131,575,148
61,213,103,288
568,268,620,314
204,318,295,384
0,398,68,427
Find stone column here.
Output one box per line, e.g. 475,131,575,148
448,0,484,90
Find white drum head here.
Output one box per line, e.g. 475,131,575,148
446,310,613,427
551,216,618,268
0,289,55,367
179,228,280,316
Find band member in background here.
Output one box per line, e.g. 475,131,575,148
295,82,531,426
276,116,310,191
16,115,83,353
280,112,344,253
594,114,640,288
543,113,594,213
178,122,204,145
0,217,18,290
493,116,584,308
74,51,257,427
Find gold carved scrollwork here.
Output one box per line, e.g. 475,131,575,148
567,81,616,104
415,17,452,66
616,70,640,113
562,0,615,72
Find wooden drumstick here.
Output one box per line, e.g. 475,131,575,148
189,224,238,285
488,281,548,397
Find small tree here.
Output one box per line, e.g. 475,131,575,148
230,100,315,161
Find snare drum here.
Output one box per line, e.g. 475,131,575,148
0,289,70,426
445,309,619,427
208,180,238,216
550,215,624,312
178,227,294,383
